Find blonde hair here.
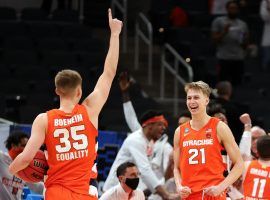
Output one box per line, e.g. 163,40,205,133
55,69,82,95
185,81,211,97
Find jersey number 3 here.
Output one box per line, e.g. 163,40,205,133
54,125,88,153
188,148,206,164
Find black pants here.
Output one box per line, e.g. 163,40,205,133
218,59,244,86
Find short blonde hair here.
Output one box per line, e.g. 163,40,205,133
185,81,211,97
55,69,82,95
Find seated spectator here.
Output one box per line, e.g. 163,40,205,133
100,162,144,200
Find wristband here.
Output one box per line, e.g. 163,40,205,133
244,123,252,127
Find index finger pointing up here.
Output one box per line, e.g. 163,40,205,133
108,8,112,21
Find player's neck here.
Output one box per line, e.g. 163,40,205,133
121,183,133,195
258,159,270,166
190,113,211,130
59,98,78,113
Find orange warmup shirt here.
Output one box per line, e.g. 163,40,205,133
179,117,226,199
243,160,270,200
45,104,98,196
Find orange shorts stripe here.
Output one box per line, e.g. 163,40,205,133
45,185,97,200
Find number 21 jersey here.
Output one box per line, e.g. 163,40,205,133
178,117,226,194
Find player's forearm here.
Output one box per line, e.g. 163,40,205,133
218,158,244,192
103,34,119,78
123,101,141,132
239,130,251,157
174,167,182,188
9,153,31,174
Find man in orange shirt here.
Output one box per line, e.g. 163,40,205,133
173,81,244,199
242,135,270,199
9,8,122,200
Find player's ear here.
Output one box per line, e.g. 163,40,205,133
55,88,60,96
118,175,125,183
205,97,209,105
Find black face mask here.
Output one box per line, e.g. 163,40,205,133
125,177,139,190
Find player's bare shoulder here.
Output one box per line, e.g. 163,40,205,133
33,113,48,131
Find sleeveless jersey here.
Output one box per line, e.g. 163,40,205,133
243,160,270,199
45,104,98,196
179,117,226,194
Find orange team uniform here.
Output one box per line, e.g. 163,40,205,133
243,160,270,200
178,117,227,200
45,104,98,200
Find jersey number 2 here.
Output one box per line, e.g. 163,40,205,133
188,148,205,164
54,125,88,153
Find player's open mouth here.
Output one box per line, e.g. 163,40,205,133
189,106,198,111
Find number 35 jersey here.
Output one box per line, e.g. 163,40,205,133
45,104,98,195
178,117,226,193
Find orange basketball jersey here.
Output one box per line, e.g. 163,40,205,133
45,104,98,197
243,160,270,199
178,117,226,197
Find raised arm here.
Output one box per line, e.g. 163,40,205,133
239,113,252,160
119,71,141,132
82,9,122,128
9,113,47,174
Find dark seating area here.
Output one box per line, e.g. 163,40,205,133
0,7,104,125
0,5,158,131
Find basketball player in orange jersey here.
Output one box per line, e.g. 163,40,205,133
242,135,270,199
9,8,122,200
173,81,244,199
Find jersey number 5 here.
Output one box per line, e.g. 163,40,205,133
54,125,88,153
188,148,206,164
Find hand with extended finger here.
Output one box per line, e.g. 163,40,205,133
108,8,122,36
177,185,191,199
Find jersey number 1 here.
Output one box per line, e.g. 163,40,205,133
54,125,88,153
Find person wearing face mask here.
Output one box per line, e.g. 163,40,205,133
103,110,179,200
0,131,44,200
211,0,249,86
100,162,144,200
